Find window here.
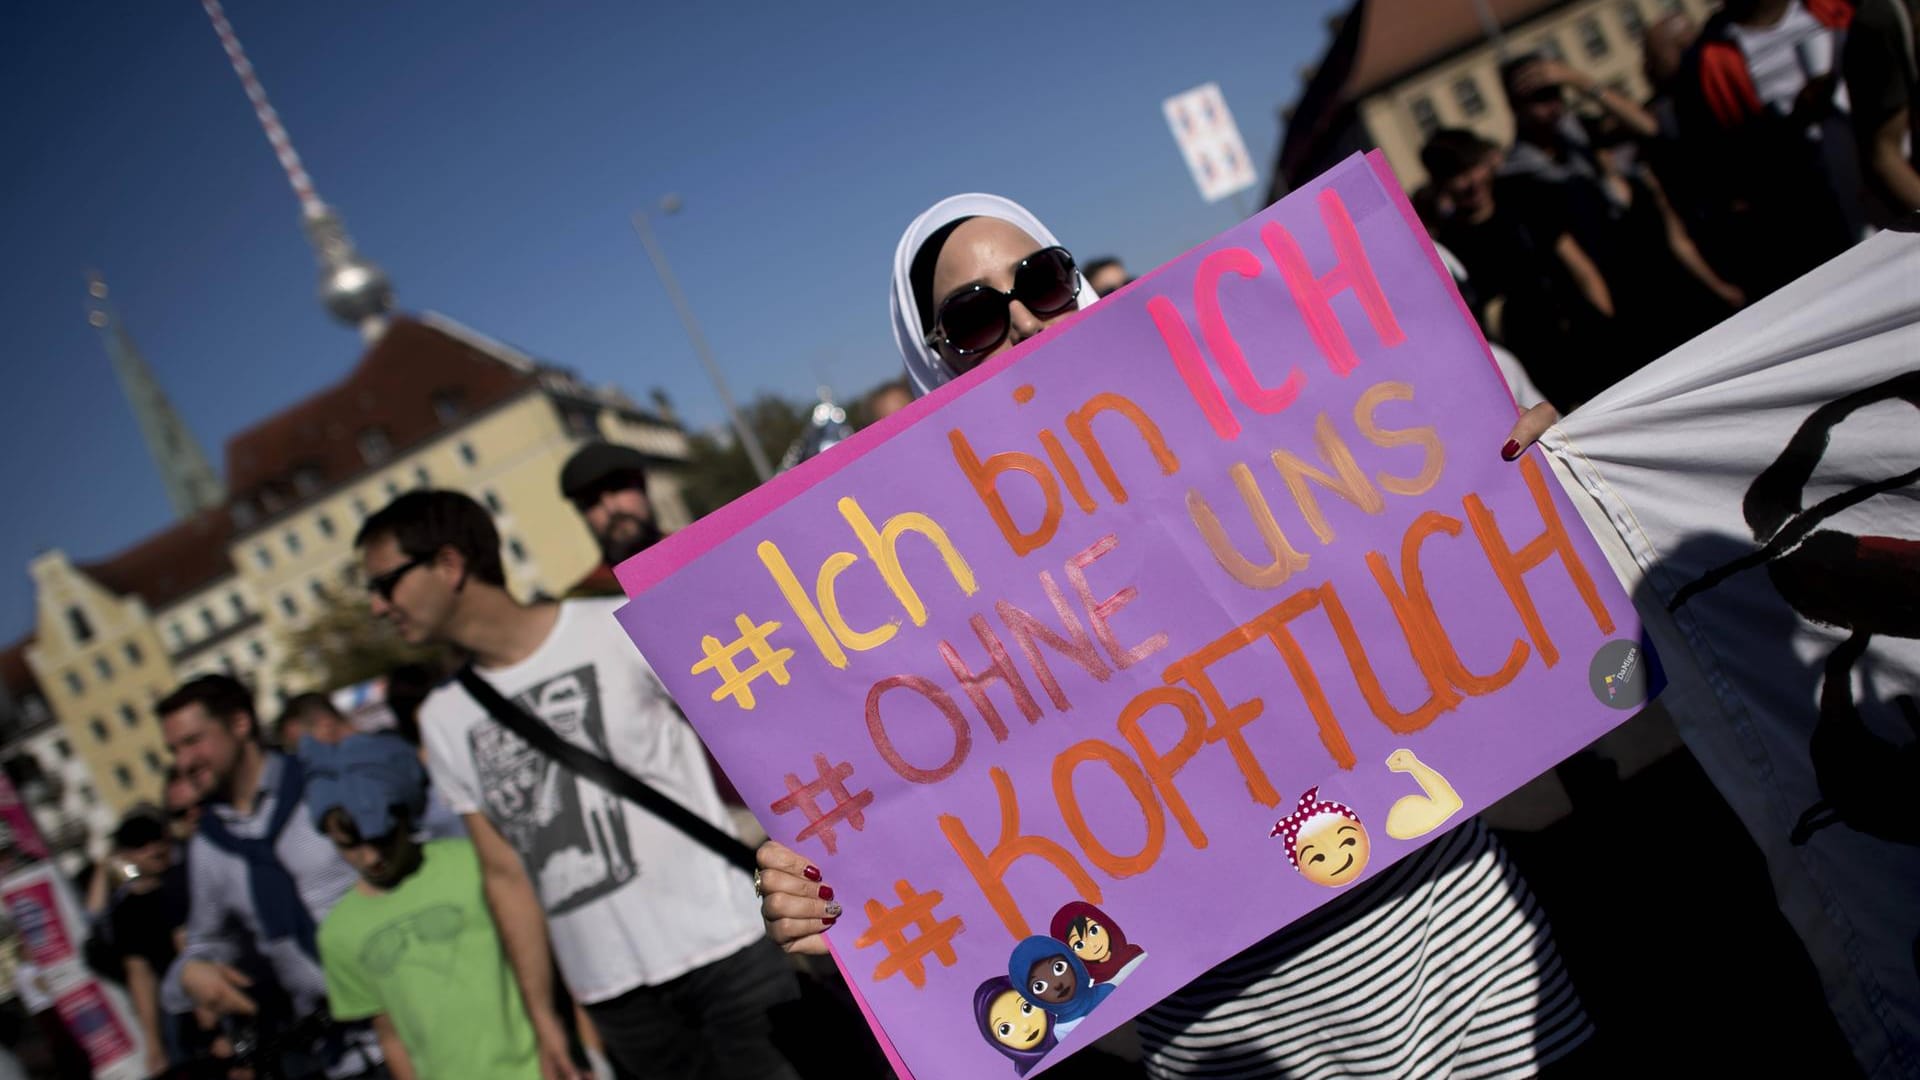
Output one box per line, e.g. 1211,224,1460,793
230,592,247,619
285,529,303,556
1453,75,1487,117
254,545,274,570
77,784,95,806
316,513,336,540
413,465,432,489
340,563,361,588
1578,16,1610,58
384,480,402,499
433,389,466,423
310,579,328,602
144,750,164,775
508,538,529,564
89,718,108,742
201,607,217,634
292,466,324,497
458,441,477,466
1619,1,1645,41
1409,95,1441,137
114,765,132,790
233,500,259,529
352,496,370,519
53,737,71,760
1535,35,1565,60
359,427,392,464
66,606,94,645
279,594,299,618
123,640,143,666
169,621,186,648
94,655,112,681
482,490,504,514
64,670,83,695
119,703,138,728
250,640,267,661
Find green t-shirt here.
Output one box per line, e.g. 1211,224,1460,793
318,839,540,1079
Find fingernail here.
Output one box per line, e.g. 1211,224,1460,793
818,885,835,901
803,865,822,882
1500,439,1521,461
824,917,838,927
824,901,843,918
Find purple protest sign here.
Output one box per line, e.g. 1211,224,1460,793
615,152,1651,1078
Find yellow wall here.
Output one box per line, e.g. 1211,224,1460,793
24,385,690,819
25,553,177,815
1360,0,1718,190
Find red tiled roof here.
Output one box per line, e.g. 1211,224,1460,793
223,316,536,507
0,635,36,700
78,507,237,613
1348,0,1563,97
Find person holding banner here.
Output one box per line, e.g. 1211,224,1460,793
753,193,1588,1079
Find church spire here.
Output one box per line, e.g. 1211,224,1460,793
87,272,223,518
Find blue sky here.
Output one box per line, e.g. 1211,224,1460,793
0,0,1347,643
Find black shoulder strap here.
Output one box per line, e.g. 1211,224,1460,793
454,666,756,875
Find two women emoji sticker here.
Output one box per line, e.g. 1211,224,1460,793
1272,786,1372,887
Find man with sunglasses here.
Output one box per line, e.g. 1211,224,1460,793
557,442,663,598
354,490,799,1080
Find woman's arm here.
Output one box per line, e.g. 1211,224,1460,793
123,955,169,1076
1554,234,1615,318
371,1015,417,1080
1646,172,1745,309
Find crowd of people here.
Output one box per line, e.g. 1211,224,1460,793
1416,0,1917,413
19,2,1917,1077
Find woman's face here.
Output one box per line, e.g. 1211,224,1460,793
930,217,1072,373
986,989,1048,1050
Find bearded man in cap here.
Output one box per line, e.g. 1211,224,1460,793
559,443,664,598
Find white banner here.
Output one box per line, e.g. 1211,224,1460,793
4,864,148,1080
1544,228,1920,1079
1162,82,1256,203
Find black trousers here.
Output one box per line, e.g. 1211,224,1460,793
584,937,803,1080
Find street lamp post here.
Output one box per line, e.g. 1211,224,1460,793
630,197,774,482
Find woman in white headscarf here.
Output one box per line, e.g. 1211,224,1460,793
756,196,1587,1079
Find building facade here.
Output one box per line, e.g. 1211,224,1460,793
1274,0,1720,194
11,312,693,819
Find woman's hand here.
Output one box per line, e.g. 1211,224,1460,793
757,840,840,955
1501,403,1560,460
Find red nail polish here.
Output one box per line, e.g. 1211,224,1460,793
803,865,822,882
1501,439,1521,461
824,917,838,927
818,885,835,901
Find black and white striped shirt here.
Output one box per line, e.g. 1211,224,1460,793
1137,819,1590,1079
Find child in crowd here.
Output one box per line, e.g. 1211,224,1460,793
303,734,542,1079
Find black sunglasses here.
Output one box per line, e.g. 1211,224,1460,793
925,246,1080,359
367,554,432,602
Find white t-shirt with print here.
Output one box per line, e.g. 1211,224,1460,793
418,597,763,1004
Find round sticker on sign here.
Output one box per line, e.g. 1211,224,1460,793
1588,640,1650,710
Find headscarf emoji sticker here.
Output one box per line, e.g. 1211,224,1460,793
1008,935,1114,1036
1049,901,1147,985
972,976,1056,1075
1271,786,1372,888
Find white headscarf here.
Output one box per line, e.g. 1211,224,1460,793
889,193,1101,399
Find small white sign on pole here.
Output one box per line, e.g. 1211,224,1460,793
1163,82,1257,203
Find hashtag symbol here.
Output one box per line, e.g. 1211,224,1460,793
767,754,875,855
689,614,795,710
853,880,964,988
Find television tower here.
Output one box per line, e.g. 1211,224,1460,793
201,0,394,340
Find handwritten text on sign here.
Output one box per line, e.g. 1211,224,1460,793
615,153,1646,1079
